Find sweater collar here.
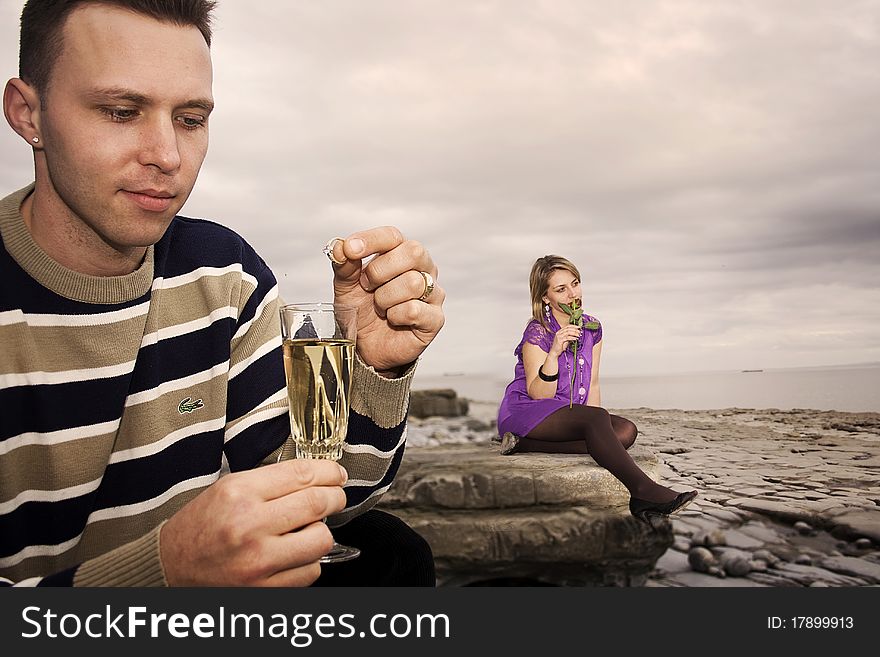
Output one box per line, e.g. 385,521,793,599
0,184,154,304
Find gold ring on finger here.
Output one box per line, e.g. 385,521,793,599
418,271,435,301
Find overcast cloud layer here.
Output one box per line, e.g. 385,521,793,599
1,0,878,379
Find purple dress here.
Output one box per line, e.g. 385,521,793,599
497,312,603,437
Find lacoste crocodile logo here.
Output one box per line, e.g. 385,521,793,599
177,397,205,414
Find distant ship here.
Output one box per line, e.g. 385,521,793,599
741,369,764,373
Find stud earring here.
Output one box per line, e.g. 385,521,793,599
32,137,39,143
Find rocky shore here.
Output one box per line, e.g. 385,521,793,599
404,399,880,587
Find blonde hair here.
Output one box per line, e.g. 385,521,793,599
529,255,581,331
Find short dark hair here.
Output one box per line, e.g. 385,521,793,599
19,0,218,95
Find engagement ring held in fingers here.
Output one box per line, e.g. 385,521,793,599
418,271,435,301
323,237,346,265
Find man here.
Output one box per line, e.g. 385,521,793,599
0,0,445,586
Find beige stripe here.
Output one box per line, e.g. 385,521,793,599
116,377,228,451
143,273,256,337
0,315,144,376
230,294,281,367
228,333,281,380
231,283,278,342
337,444,403,491
0,432,117,501
76,489,201,566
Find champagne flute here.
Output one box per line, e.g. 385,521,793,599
280,302,360,563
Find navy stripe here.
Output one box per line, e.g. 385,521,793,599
94,430,224,509
227,348,285,421
127,318,236,395
224,414,288,472
0,375,131,440
342,443,406,509
237,270,276,326
36,568,76,586
0,432,222,558
0,247,149,314
157,216,273,280
347,410,405,451
0,494,97,559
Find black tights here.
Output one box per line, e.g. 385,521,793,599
519,412,638,453
521,406,677,503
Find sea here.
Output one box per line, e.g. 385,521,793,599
411,363,880,413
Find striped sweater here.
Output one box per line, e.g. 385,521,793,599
0,184,413,587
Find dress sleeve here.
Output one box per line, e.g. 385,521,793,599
585,314,602,343
514,319,550,357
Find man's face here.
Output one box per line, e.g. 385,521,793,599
35,4,213,250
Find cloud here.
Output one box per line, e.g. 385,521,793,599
1,0,877,380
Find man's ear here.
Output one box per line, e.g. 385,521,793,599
3,77,42,148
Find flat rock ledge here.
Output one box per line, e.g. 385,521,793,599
378,442,673,586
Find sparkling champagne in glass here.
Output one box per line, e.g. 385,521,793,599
280,302,360,563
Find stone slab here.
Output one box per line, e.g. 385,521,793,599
381,442,673,586
829,510,880,543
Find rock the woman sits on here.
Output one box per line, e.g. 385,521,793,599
496,255,697,522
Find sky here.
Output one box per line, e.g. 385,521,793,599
1,0,878,380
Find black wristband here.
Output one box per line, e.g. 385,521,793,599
538,366,559,382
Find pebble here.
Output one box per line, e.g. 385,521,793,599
687,547,717,573
691,529,726,547
752,549,780,567
672,538,691,553
719,553,752,577
623,407,880,587
793,521,815,535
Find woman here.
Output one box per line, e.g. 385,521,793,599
497,255,697,522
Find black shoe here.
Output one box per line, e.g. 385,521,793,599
500,432,521,455
629,490,698,524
